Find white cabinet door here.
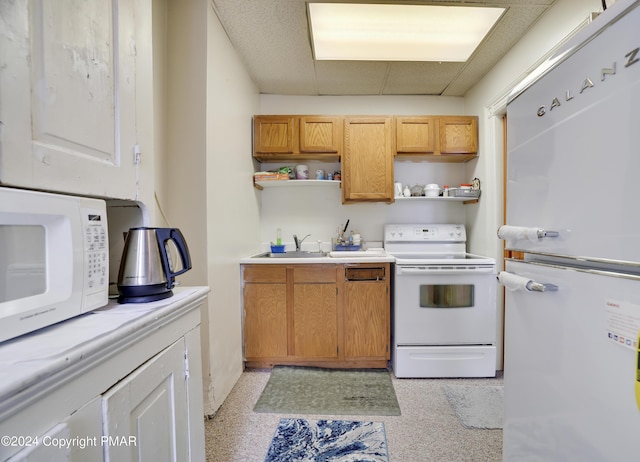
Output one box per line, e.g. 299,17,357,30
102,339,189,462
0,0,142,199
5,424,70,462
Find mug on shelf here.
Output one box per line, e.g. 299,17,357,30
295,165,309,179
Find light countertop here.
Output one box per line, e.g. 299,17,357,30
240,249,395,264
0,286,210,403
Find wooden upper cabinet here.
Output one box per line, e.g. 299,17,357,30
395,115,479,162
395,116,437,154
253,116,295,155
253,115,342,161
299,116,342,153
438,116,478,159
342,117,394,204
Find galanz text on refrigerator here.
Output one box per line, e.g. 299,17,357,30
537,45,640,117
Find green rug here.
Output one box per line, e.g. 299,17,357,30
253,366,401,416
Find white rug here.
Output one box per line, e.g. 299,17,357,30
442,384,503,429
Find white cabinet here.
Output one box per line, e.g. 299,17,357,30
103,338,191,462
0,287,208,462
0,0,148,199
6,399,103,462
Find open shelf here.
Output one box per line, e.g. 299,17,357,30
394,196,479,204
254,179,341,190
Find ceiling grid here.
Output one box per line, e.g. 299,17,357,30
212,0,559,96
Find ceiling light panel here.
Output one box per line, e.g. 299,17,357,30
308,3,505,62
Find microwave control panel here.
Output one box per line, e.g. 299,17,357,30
82,206,109,298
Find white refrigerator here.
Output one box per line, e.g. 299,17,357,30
500,0,640,459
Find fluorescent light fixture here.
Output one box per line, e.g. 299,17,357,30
308,3,505,62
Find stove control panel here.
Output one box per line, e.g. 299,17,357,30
384,224,466,243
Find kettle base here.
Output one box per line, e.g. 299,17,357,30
117,282,174,304
117,290,173,304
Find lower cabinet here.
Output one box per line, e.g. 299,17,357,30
242,263,390,368
343,265,390,360
292,266,339,359
1,288,207,462
102,338,193,462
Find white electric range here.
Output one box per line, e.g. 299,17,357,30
384,224,497,378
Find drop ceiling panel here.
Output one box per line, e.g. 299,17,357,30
383,62,464,95
314,61,390,95
212,0,561,96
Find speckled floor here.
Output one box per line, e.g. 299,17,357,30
204,369,503,462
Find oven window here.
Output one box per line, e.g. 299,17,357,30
420,284,474,308
0,225,46,303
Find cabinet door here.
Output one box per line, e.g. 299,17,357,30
439,116,478,154
253,116,295,154
342,117,394,203
102,339,189,462
293,283,338,358
344,280,389,360
243,265,288,359
243,283,288,359
6,423,71,462
395,116,437,154
292,266,338,359
0,0,142,199
299,116,341,153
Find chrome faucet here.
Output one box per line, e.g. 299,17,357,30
293,234,311,251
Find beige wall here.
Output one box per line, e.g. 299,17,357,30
158,0,260,415
204,1,261,414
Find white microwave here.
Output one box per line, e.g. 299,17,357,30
0,187,109,343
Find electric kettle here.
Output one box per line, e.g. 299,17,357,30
117,227,192,304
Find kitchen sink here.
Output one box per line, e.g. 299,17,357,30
254,251,326,258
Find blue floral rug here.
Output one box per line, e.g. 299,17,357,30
265,418,389,462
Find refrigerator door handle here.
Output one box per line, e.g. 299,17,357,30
497,225,559,241
527,281,559,292
498,271,559,292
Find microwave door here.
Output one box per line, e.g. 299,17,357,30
0,226,47,303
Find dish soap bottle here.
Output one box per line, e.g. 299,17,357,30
276,228,282,246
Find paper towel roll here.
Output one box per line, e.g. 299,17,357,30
498,271,533,292
497,225,540,241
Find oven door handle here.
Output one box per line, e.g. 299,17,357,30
397,266,495,275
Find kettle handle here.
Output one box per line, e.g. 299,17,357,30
155,228,192,289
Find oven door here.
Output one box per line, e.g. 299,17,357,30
394,265,496,345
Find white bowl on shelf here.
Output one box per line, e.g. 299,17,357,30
424,184,441,197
